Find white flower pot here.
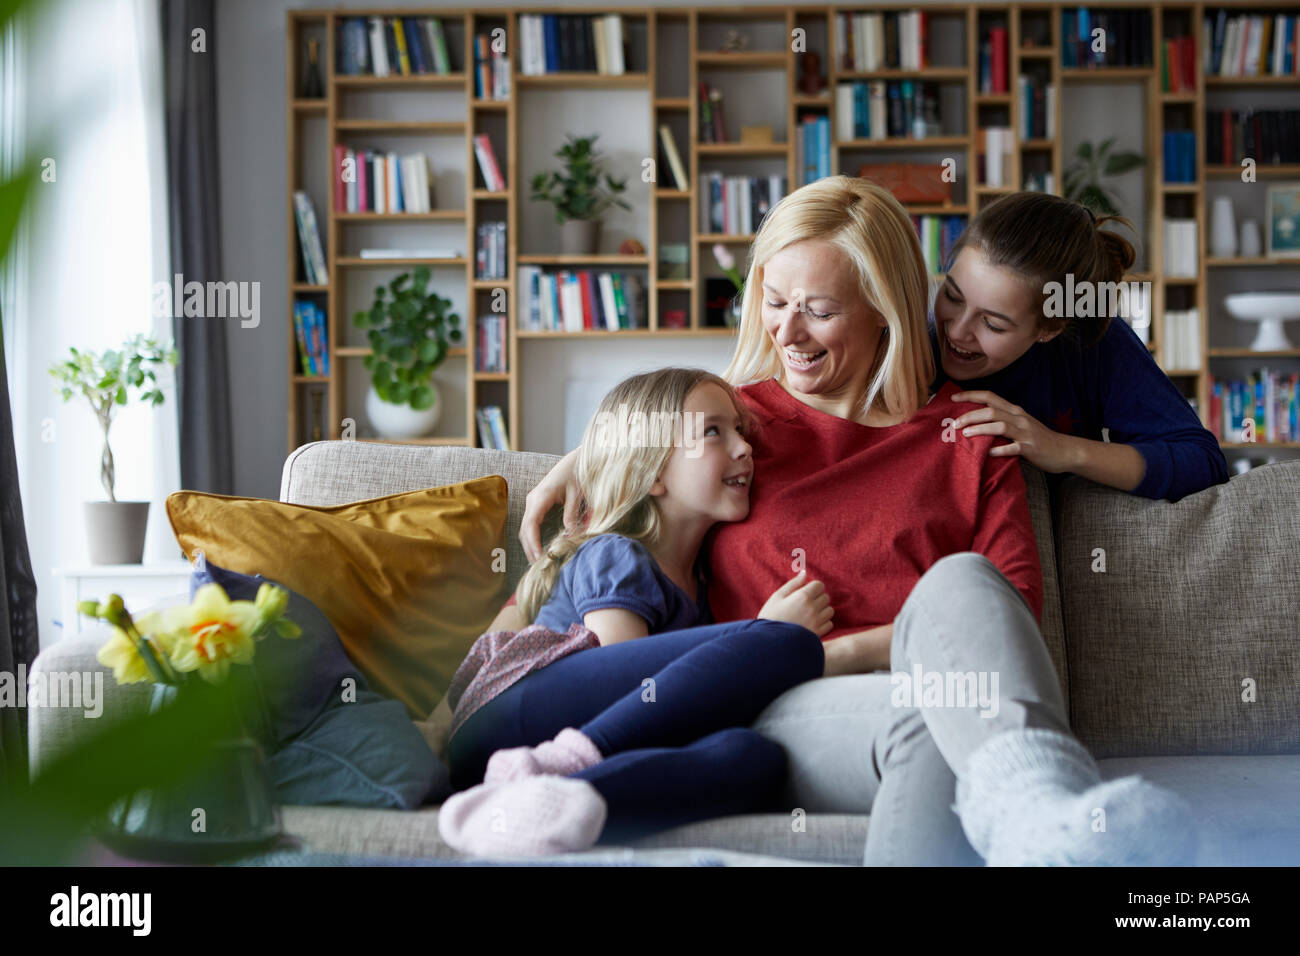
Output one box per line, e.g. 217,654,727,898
366,382,441,439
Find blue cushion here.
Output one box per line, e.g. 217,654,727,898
189,561,450,808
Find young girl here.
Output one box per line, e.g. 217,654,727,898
437,367,834,857
933,191,1229,501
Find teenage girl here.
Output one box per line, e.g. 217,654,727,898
933,191,1229,501
437,367,834,857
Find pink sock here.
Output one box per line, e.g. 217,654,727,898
484,727,603,784
437,776,607,857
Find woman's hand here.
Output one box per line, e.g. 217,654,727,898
758,570,834,638
520,448,585,563
950,390,1080,474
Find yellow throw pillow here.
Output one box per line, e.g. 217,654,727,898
166,477,508,721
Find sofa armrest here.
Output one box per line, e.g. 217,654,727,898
27,627,154,778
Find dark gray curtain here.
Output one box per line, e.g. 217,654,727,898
0,312,37,788
162,0,233,495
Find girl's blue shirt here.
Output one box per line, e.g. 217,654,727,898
928,313,1229,501
533,534,713,634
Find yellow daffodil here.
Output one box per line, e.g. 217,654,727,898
164,583,260,684
253,582,301,640
97,627,168,685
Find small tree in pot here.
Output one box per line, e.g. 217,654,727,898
353,265,463,439
529,133,631,254
49,333,178,564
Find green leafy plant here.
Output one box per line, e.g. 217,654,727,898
353,265,462,410
529,133,631,224
48,334,178,502
1064,138,1145,216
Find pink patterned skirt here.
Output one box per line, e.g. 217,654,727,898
446,622,602,740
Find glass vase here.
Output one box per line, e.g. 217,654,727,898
99,681,282,863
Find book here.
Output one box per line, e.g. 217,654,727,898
658,125,688,190
358,248,459,259
292,190,327,285
473,134,506,191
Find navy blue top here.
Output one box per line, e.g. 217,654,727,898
928,315,1230,501
533,533,713,634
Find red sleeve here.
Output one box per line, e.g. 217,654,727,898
968,450,1043,624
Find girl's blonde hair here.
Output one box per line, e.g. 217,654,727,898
514,367,756,626
722,175,934,423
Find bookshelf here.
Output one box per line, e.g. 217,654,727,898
286,4,1300,460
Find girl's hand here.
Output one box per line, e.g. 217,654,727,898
521,448,585,563
758,570,834,638
950,390,1079,474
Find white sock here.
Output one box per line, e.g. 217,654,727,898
955,728,1198,866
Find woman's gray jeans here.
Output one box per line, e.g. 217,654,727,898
751,551,1071,866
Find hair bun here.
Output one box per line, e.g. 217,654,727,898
1093,214,1137,276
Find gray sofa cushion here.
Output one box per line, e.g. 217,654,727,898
1056,461,1300,757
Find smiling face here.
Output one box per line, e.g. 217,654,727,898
649,383,754,528
933,246,1063,379
760,239,887,417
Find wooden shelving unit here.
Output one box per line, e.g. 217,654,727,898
286,4,1300,456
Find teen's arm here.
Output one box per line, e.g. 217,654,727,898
1093,319,1229,500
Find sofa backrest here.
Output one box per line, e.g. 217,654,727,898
281,441,564,596
1055,461,1300,758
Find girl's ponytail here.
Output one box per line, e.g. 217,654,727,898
1093,214,1137,280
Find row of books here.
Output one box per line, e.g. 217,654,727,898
293,191,328,285
335,16,455,77
293,300,331,376
797,116,831,187
697,83,730,144
979,27,1009,95
1209,372,1300,443
834,82,942,143
516,268,647,332
475,222,507,280
1162,131,1198,184
1205,110,1300,166
473,34,510,101
1061,9,1152,68
835,10,931,73
517,13,627,75
656,126,689,191
977,128,1015,188
473,134,507,191
701,173,787,236
1161,36,1198,93
1163,219,1198,279
914,215,966,277
1204,11,1300,78
475,406,512,451
1016,76,1056,140
1161,308,1200,368
332,148,434,214
476,315,507,373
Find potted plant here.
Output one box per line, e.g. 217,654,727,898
353,265,462,439
529,133,632,255
49,334,178,565
712,243,746,328
1064,138,1145,216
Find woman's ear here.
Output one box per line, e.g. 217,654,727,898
1036,323,1066,344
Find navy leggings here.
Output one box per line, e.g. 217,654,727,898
446,618,825,843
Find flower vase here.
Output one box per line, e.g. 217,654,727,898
725,296,743,328
99,681,282,863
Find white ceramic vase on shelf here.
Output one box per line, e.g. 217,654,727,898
366,382,441,439
1210,197,1238,259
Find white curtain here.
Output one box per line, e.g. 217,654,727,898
14,0,178,650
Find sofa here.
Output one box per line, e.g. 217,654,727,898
28,440,1300,866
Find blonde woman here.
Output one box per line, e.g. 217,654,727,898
512,176,1196,866
437,368,837,857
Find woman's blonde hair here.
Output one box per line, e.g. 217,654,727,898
722,175,934,423
514,367,756,626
